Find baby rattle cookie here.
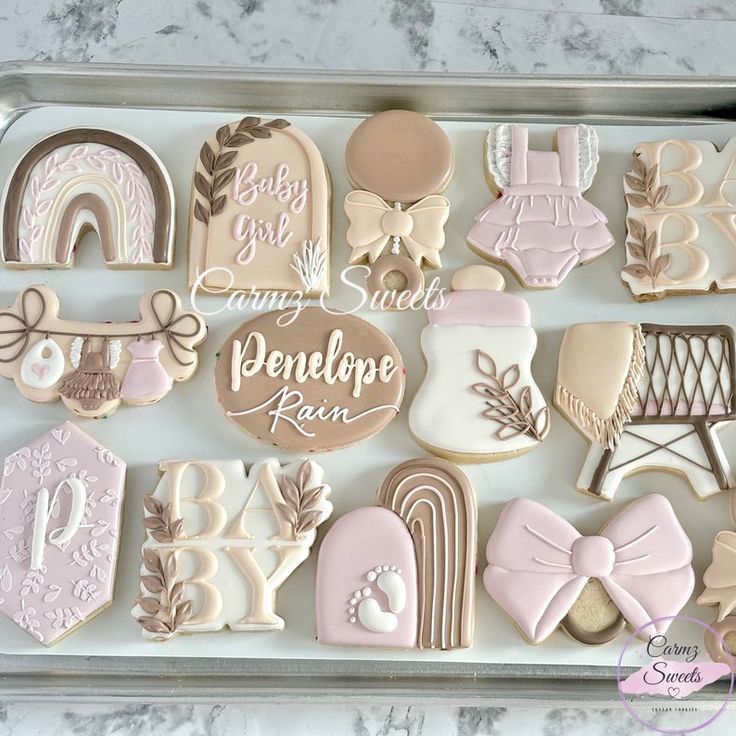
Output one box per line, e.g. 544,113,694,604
316,457,475,650
0,285,207,419
555,321,736,500
409,264,549,462
467,124,613,289
622,136,736,300
1,128,174,269
484,495,694,645
0,422,126,645
132,458,331,640
188,116,330,296
215,307,405,452
344,110,453,309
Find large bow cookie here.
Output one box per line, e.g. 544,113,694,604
483,494,694,644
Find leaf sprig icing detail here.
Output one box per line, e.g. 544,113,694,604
471,350,549,442
275,460,327,539
624,152,670,210
143,495,185,543
622,216,671,289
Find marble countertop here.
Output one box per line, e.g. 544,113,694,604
1,1,736,735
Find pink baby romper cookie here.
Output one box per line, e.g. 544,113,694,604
0,422,126,645
1,128,174,269
467,124,613,288
344,109,453,309
409,265,549,462
483,495,694,645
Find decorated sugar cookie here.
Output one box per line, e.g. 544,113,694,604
1,128,174,269
215,308,405,452
409,265,549,462
0,422,126,645
467,124,613,289
622,137,736,300
0,285,207,418
699,531,736,670
344,109,453,309
316,458,475,650
188,116,330,296
555,321,736,500
484,495,694,645
132,458,331,639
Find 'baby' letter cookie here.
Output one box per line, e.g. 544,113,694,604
188,116,330,296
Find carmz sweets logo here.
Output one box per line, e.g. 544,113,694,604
617,616,734,733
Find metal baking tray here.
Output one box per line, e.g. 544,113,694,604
0,61,735,705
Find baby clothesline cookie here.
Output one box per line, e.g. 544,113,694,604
483,495,694,645
555,321,736,500
1,128,174,269
132,458,332,640
467,124,613,289
344,109,453,309
0,285,207,419
409,264,549,462
316,458,476,651
0,422,126,645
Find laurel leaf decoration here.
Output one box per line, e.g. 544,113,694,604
624,152,670,210
193,116,291,225
623,216,670,289
143,495,185,544
471,350,548,442
276,460,328,539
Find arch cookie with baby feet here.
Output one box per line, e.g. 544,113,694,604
0,422,126,645
188,116,330,297
344,110,453,309
409,265,549,462
555,321,736,500
622,137,736,300
484,495,694,645
0,285,207,419
132,458,332,640
2,128,174,269
467,124,613,289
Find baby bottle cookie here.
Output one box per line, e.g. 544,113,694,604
188,116,330,296
467,124,613,288
344,110,453,309
0,422,126,645
1,128,174,269
409,265,549,462
484,495,694,645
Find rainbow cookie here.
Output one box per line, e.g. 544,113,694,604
1,128,174,269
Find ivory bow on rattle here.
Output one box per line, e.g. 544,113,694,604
344,190,450,268
483,495,694,643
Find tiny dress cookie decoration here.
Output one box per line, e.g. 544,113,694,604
131,458,331,640
467,124,613,289
483,495,694,645
622,136,736,300
215,307,405,452
188,116,330,296
555,321,736,500
344,109,453,309
409,265,549,463
0,285,207,418
316,458,476,650
1,128,174,268
0,422,126,645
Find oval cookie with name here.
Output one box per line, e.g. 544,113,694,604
215,308,406,452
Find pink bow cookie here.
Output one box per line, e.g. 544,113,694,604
483,494,694,644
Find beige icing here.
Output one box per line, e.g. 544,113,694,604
188,117,330,296
697,530,736,621
555,322,646,449
450,264,505,292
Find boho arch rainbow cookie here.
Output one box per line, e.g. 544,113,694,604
1,128,175,269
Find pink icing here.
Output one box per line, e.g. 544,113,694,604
482,494,694,644
0,421,126,645
316,506,418,648
427,290,530,327
120,339,172,400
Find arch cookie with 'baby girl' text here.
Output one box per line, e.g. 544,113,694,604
214,308,405,452
622,137,736,300
188,116,330,297
1,128,174,269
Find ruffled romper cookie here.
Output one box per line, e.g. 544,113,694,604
468,124,614,288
